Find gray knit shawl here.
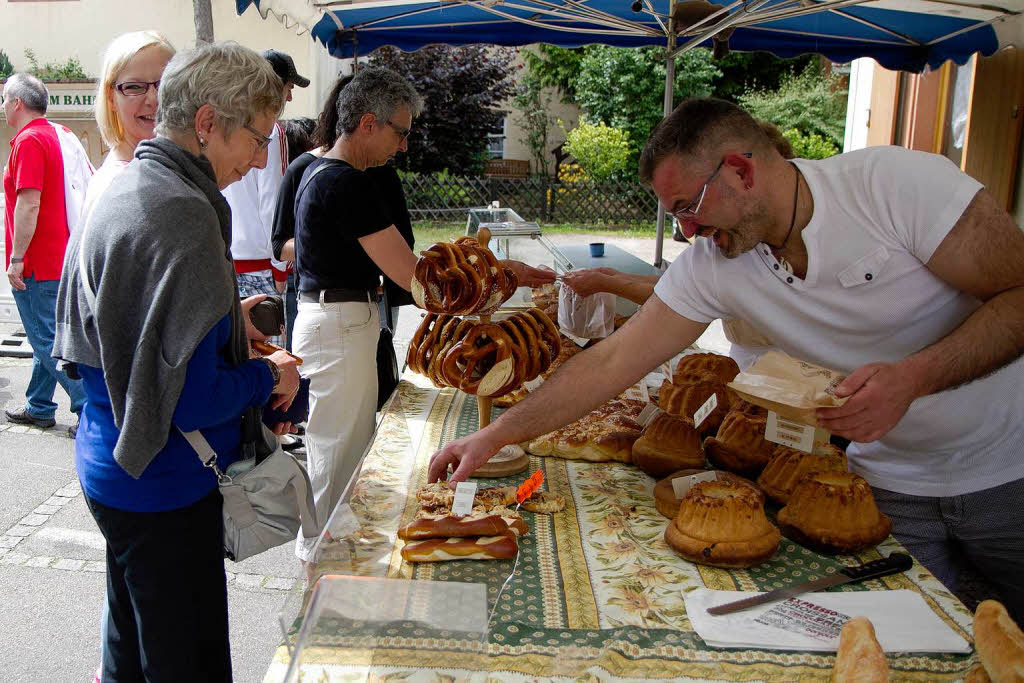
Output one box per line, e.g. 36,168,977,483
54,137,249,478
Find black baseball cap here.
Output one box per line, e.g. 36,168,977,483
259,49,310,88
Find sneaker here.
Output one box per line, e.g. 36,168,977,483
4,407,56,429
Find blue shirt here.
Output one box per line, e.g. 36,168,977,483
75,315,274,512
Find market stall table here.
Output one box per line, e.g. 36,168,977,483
263,374,981,682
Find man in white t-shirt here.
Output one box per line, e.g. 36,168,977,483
428,98,1024,622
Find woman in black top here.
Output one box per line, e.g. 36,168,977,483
288,67,553,561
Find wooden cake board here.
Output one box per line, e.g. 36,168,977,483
470,444,530,478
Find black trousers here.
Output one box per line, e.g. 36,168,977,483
85,489,232,683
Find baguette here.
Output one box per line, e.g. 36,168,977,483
974,599,1024,683
832,616,889,682
398,510,528,540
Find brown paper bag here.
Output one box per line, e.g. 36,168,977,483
727,351,848,426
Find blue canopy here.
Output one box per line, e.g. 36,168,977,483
239,0,1021,73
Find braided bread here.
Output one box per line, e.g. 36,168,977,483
413,238,519,315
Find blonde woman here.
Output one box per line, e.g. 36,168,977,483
84,31,175,219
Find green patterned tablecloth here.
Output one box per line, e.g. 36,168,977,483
264,377,979,682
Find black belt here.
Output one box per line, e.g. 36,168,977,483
299,288,378,304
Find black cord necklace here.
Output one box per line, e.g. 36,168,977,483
768,163,800,251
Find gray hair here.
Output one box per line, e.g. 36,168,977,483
5,73,49,115
638,98,773,183
155,42,284,139
335,66,423,138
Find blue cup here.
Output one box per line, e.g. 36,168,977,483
589,242,605,257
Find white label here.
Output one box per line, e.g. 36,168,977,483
692,393,718,429
451,481,478,516
637,403,664,428
559,327,589,348
622,379,650,403
672,471,718,499
523,375,545,392
765,411,816,453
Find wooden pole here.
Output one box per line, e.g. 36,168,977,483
476,227,493,430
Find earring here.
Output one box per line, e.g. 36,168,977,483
196,131,208,150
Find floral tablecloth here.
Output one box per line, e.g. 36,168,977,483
264,376,980,682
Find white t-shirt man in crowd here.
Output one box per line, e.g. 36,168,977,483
428,98,1024,623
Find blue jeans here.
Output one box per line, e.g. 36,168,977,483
12,276,85,419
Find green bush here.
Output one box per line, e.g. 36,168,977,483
782,128,839,160
25,49,88,80
739,63,847,148
0,50,13,79
562,121,632,182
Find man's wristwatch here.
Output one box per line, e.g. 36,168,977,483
260,357,282,391
10,257,23,264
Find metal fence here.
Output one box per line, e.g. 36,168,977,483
400,172,659,224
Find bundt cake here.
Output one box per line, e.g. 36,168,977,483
777,471,891,554
632,412,705,478
702,409,775,478
664,479,780,568
654,468,763,519
757,444,849,505
673,352,740,386
658,380,733,434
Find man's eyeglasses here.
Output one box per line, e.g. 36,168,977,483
243,124,272,152
385,119,411,142
670,152,752,220
114,80,160,97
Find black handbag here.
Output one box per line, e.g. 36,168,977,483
376,286,401,411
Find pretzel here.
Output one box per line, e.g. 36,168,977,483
401,534,518,562
251,341,303,366
398,512,528,540
429,319,472,388
413,239,518,315
414,313,452,378
441,323,514,395
497,319,530,385
510,312,551,378
524,308,560,358
407,313,438,374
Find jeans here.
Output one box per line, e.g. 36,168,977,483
12,276,85,419
237,272,282,346
873,477,1024,625
85,489,232,683
292,297,380,561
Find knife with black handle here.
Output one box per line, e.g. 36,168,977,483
706,552,914,616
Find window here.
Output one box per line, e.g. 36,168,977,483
487,114,507,159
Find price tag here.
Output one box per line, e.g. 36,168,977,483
765,411,816,453
523,375,545,392
451,481,478,516
671,471,718,499
637,403,664,428
692,393,718,429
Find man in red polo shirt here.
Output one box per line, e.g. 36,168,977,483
3,73,85,436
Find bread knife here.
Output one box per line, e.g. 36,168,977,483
706,552,913,616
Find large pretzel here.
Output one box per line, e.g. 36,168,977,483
414,239,518,315
408,313,439,374
441,323,513,395
429,318,473,388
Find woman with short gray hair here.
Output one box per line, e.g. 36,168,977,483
291,66,553,563
54,42,300,681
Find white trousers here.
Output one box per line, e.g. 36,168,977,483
292,297,380,560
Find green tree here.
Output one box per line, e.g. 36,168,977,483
24,49,88,80
520,45,583,101
782,128,839,159
712,52,815,102
739,64,847,147
0,50,14,79
562,121,631,181
572,46,720,173
512,71,554,176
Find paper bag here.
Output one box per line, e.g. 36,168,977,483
558,283,615,339
727,351,847,425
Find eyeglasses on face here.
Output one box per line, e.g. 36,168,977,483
243,124,272,152
385,119,411,142
671,152,752,220
114,80,160,97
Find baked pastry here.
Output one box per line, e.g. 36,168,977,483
631,412,705,478
777,471,891,554
415,483,516,512
653,468,763,520
973,599,1024,683
400,506,528,540
703,409,775,478
526,398,644,462
673,352,740,386
658,380,733,434
757,444,849,505
521,491,565,514
401,534,518,562
412,238,519,315
664,479,780,568
493,333,582,408
832,616,889,683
